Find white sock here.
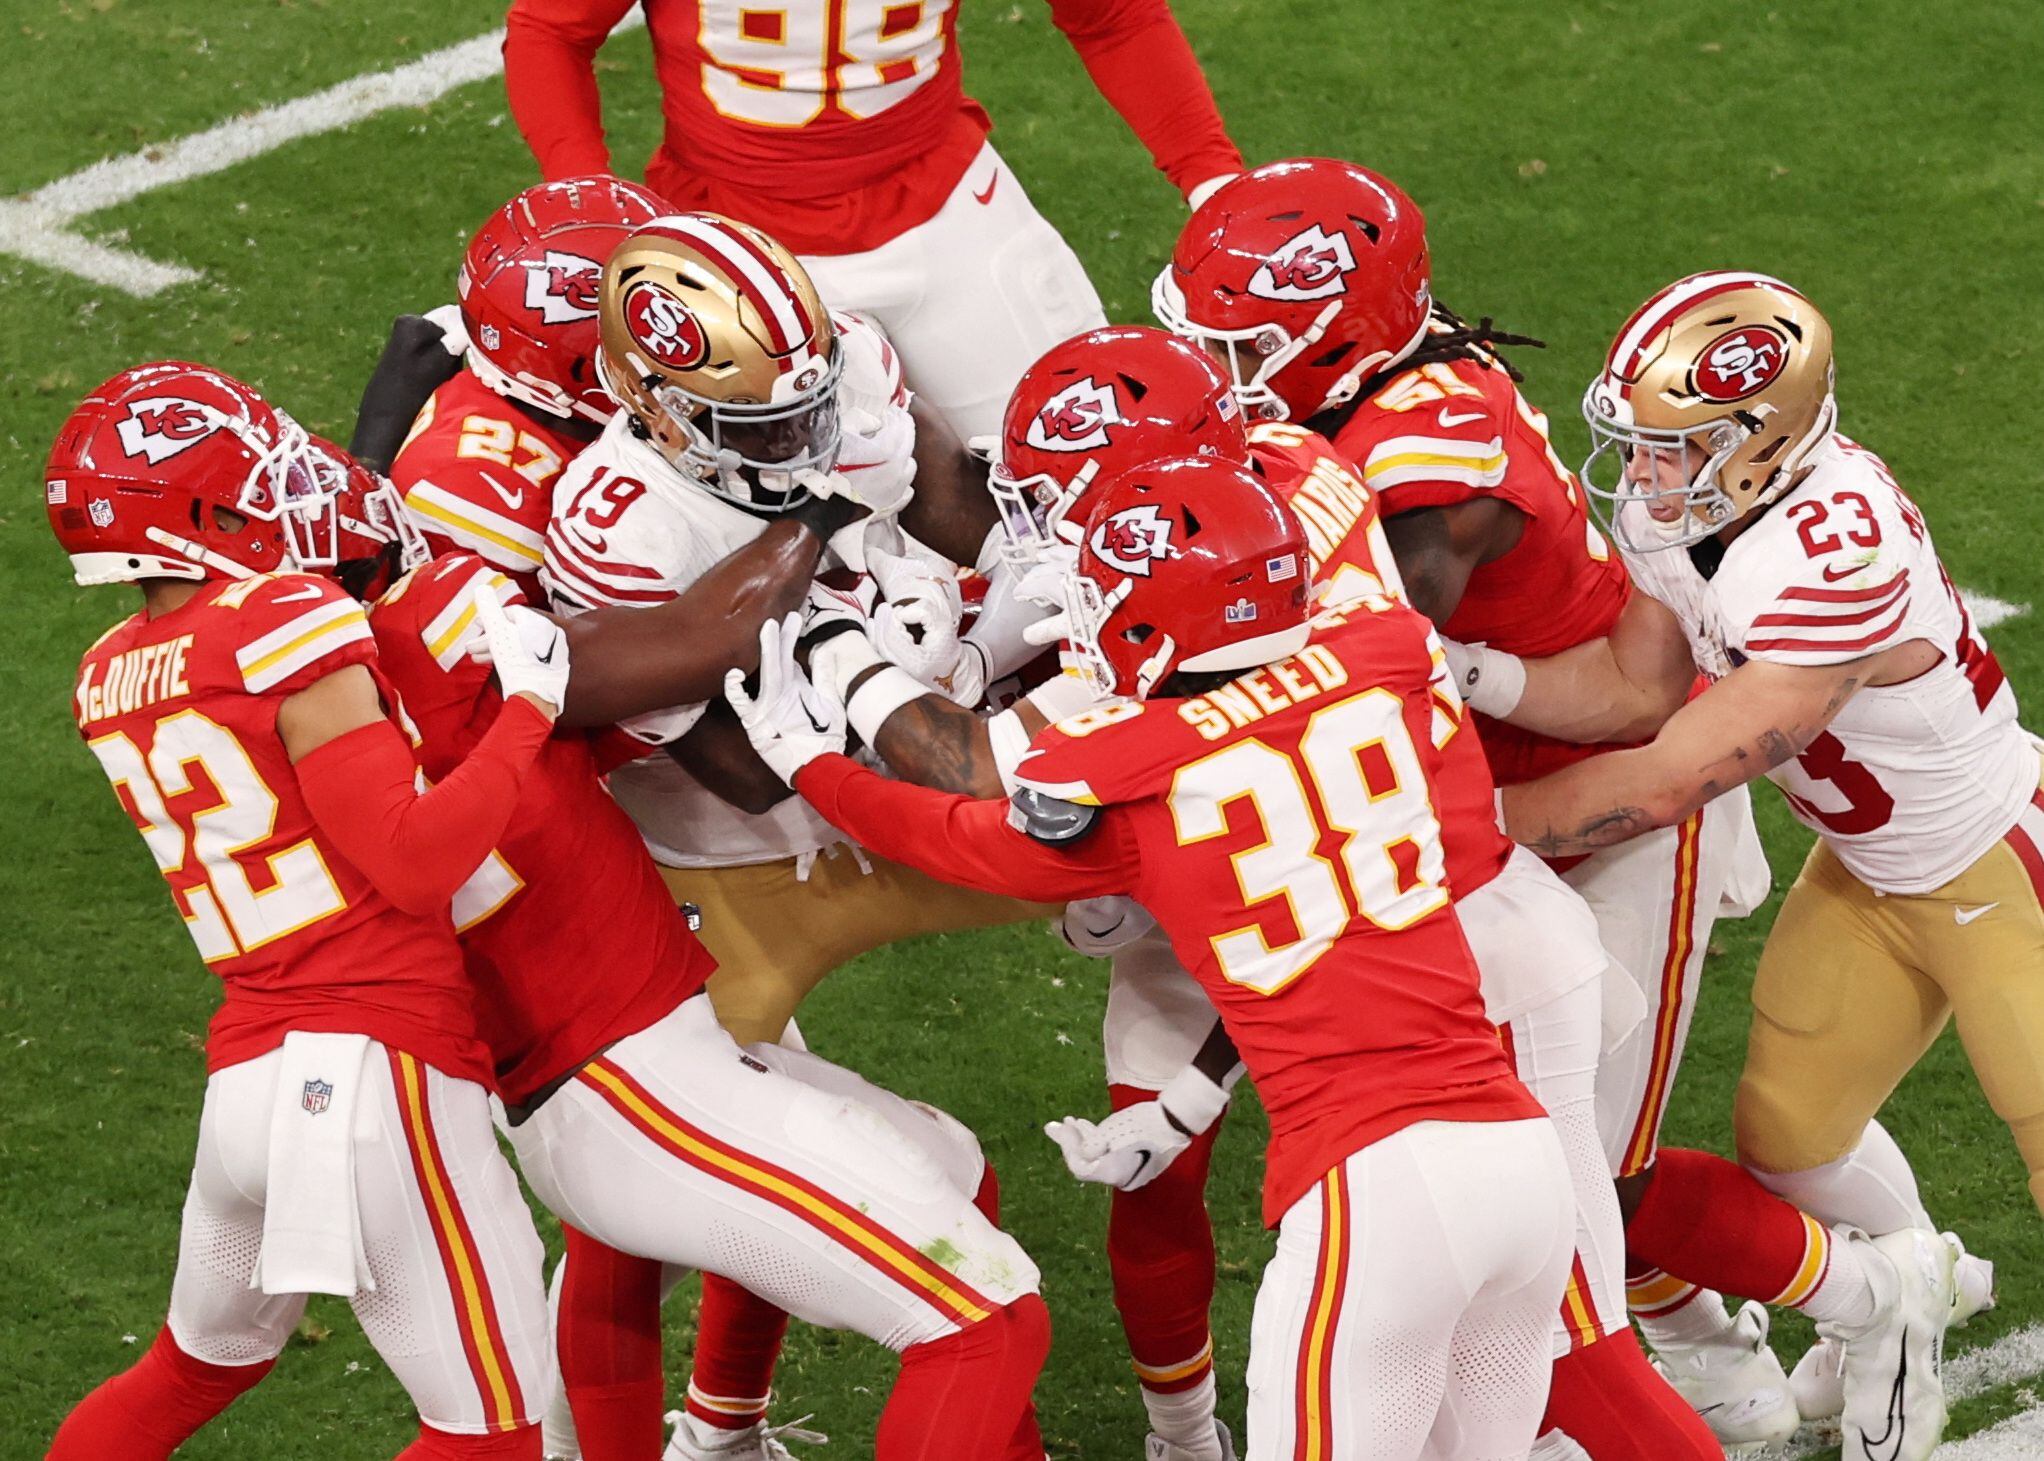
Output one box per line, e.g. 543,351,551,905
1799,1232,1879,1330
1750,1119,1932,1234
1143,1372,1220,1455
1637,1284,1739,1349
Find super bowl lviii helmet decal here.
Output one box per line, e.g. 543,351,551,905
46,362,339,585
597,212,843,514
460,175,669,424
1582,271,1836,553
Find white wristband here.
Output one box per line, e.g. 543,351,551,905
1156,1061,1232,1136
1457,643,1527,717
846,664,936,747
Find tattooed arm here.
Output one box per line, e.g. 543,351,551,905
1500,649,1917,857
865,678,1053,798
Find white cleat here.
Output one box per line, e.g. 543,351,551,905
1797,1229,1991,1426
1145,1419,1237,1461
662,1409,828,1460
1829,1227,1955,1461
1790,1336,1847,1424
1648,1299,1801,1452
1945,1232,1996,1328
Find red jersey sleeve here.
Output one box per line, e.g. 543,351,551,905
1345,362,1519,516
227,573,377,698
367,555,525,776
503,0,639,179
1046,0,1242,197
794,754,1139,903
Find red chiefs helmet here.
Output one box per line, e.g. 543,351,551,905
992,326,1249,564
1067,456,1314,700
301,437,431,599
460,175,668,424
45,362,335,585
1152,158,1431,423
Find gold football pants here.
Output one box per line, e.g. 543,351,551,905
659,847,1057,1046
1735,794,2044,1215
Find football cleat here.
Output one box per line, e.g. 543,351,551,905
1647,1299,1800,1452
1827,1227,1954,1461
1790,1336,1846,1425
1945,1232,1996,1327
1145,1418,1237,1461
662,1409,827,1460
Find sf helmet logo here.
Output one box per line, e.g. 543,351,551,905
1248,225,1357,302
623,282,709,370
523,250,602,324
1695,325,1788,401
1026,378,1123,453
114,397,235,465
1089,503,1179,577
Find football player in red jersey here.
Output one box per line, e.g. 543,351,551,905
730,456,1581,1461
829,327,1722,1461
306,445,1051,1461
501,0,1243,437
1152,157,1831,1447
352,176,668,599
43,364,566,1460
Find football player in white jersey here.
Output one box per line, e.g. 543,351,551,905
1449,271,2039,1461
537,211,1056,1459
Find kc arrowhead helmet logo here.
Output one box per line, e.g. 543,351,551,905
523,249,603,324
1248,225,1357,302
1026,377,1124,453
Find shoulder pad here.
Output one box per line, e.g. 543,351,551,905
1007,786,1100,845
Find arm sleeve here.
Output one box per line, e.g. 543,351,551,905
1045,0,1242,197
502,0,639,180
296,695,553,916
794,753,1138,902
349,313,465,474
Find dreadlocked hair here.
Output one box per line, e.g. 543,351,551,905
1351,303,1547,404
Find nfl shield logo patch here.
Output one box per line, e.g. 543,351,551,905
88,498,115,528
301,1078,333,1116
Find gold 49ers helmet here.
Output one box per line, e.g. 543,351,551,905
597,212,843,513
1582,271,1836,552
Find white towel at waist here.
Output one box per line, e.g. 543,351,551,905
251,1031,375,1297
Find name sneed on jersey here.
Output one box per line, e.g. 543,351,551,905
76,634,194,726
1177,643,1351,741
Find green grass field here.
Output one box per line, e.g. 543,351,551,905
5,2,2043,1456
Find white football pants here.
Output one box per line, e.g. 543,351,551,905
800,142,1107,441
1570,789,1754,1177
166,1043,549,1434
1246,1119,1575,1461
508,995,1037,1355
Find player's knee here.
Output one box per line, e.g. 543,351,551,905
998,1292,1052,1374
400,1421,541,1458
1732,1072,1847,1174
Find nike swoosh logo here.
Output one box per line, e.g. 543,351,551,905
273,583,324,603
1955,902,2000,925
534,641,557,665
477,471,524,512
1436,409,1486,429
1858,1327,1908,1461
973,173,999,206
1819,561,1877,582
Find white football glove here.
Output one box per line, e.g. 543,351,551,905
1440,638,1526,717
868,545,974,697
467,590,568,719
1044,1062,1232,1192
1057,896,1158,957
724,613,847,784
1016,543,1080,649
805,403,917,519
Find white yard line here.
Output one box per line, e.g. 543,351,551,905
0,15,641,295
1963,590,2029,631
1782,1323,2044,1457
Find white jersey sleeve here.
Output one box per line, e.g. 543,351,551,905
1639,435,2035,893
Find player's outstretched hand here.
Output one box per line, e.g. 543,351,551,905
800,404,918,519
469,590,569,720
1017,543,1080,648
725,613,847,784
1044,1105,1192,1192
869,545,974,697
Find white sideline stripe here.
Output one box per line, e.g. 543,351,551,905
1781,1322,2044,1458
0,14,643,296
1963,590,2029,631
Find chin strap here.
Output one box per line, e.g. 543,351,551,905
143,527,255,579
